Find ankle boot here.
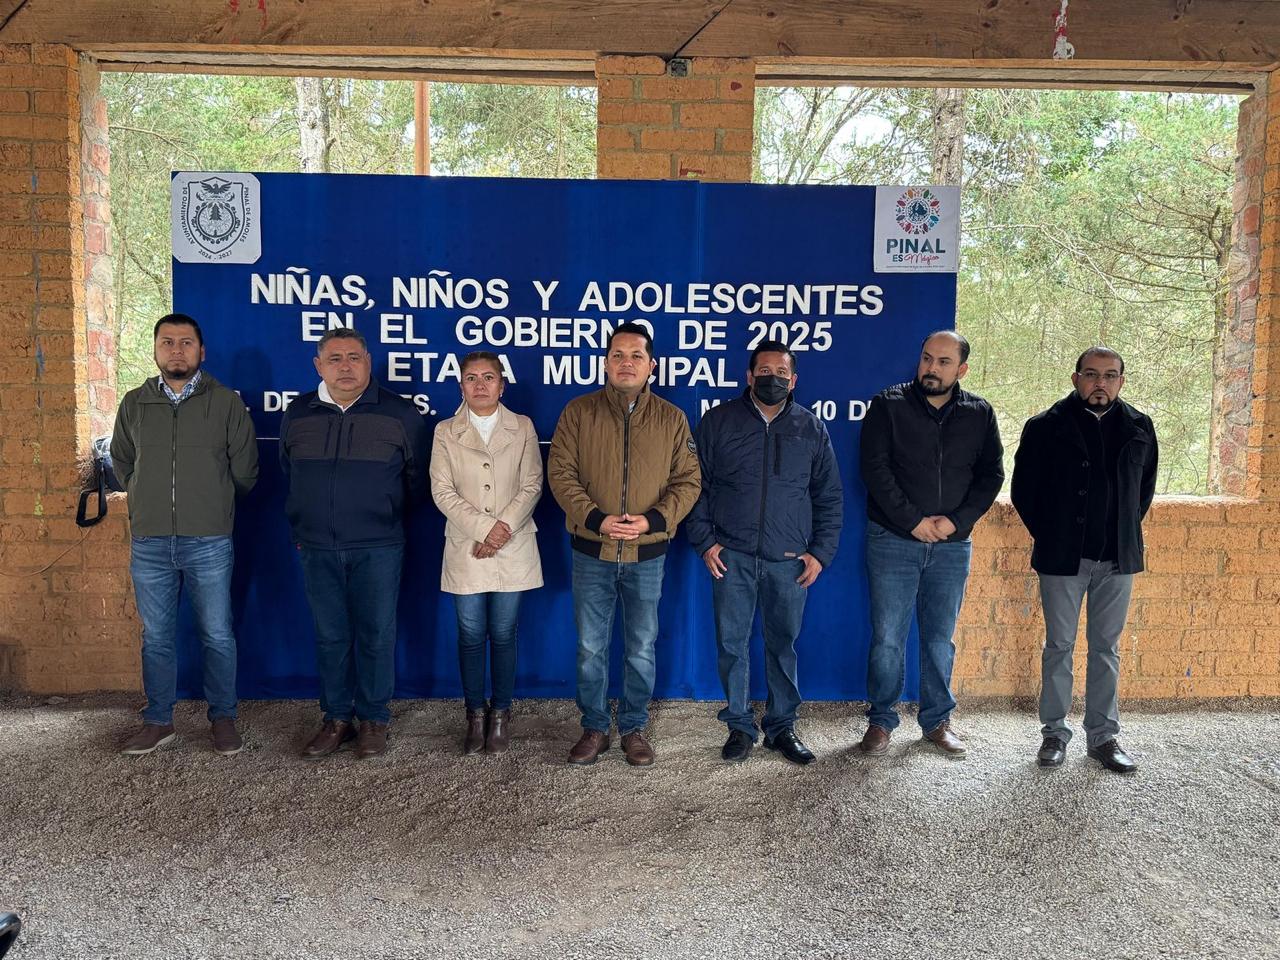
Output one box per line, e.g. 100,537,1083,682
485,709,511,754
463,708,487,755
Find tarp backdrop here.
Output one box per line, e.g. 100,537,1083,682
169,172,959,703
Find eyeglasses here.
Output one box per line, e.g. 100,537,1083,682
1078,371,1121,383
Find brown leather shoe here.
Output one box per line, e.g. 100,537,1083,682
463,709,486,755
120,723,175,755
621,731,655,767
924,721,967,758
484,709,510,755
859,724,891,756
301,719,355,759
355,720,389,759
567,729,610,765
211,718,242,756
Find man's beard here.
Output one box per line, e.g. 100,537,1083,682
916,374,953,397
1083,390,1113,412
160,359,200,380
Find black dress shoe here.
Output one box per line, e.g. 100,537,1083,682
763,729,815,765
1087,738,1138,774
721,729,754,763
1037,736,1066,768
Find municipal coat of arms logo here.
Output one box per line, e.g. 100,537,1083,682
183,177,249,255
895,187,942,236
171,172,260,264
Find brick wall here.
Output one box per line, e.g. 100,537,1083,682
0,51,1279,699
1212,83,1266,497
0,44,135,694
80,58,115,439
958,74,1280,697
596,56,754,182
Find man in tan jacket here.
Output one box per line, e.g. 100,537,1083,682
548,323,701,767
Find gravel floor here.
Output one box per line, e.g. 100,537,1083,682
2,695,1279,960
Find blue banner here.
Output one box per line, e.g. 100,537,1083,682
170,172,955,703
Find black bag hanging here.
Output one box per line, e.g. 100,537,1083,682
76,437,124,528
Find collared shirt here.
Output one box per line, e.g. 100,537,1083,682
318,380,366,413
158,369,202,405
751,395,782,424
469,407,499,445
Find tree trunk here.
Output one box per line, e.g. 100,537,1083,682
930,87,966,185
294,76,331,173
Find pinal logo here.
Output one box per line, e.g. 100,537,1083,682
895,187,942,236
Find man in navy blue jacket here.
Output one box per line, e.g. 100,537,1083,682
687,341,843,764
280,328,430,760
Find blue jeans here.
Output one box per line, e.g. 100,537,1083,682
298,545,404,725
571,551,665,735
712,547,808,741
454,591,522,712
130,535,237,725
865,521,972,733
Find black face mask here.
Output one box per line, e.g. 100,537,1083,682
752,375,792,407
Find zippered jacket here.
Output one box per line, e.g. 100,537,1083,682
279,382,430,550
685,390,843,568
547,382,701,563
859,380,1004,542
110,373,259,537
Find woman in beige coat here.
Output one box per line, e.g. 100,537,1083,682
429,351,543,755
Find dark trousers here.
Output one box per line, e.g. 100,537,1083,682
298,545,404,724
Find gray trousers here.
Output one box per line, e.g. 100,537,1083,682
1038,559,1134,748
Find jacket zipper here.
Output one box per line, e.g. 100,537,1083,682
329,413,343,547
170,405,179,535
936,420,944,511
619,408,631,562
756,420,771,556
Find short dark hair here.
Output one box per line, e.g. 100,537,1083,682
154,313,203,346
607,322,654,358
461,350,504,377
921,329,970,364
1076,346,1125,374
748,339,797,374
316,327,368,354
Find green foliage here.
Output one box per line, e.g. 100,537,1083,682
755,87,1240,494
102,74,1237,495
101,73,596,395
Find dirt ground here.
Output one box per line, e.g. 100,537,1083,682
1,695,1278,960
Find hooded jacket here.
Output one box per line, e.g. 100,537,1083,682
110,372,259,537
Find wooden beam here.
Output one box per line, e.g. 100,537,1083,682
98,61,592,85
95,51,597,85
7,0,1280,68
757,59,1262,95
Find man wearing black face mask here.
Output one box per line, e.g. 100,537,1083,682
686,341,843,764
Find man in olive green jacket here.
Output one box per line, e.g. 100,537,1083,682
548,323,701,767
110,313,258,757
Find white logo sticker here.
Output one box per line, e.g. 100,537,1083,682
171,172,261,264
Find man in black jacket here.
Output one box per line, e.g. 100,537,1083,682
858,330,1003,758
687,341,843,764
1011,346,1157,774
280,328,430,760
